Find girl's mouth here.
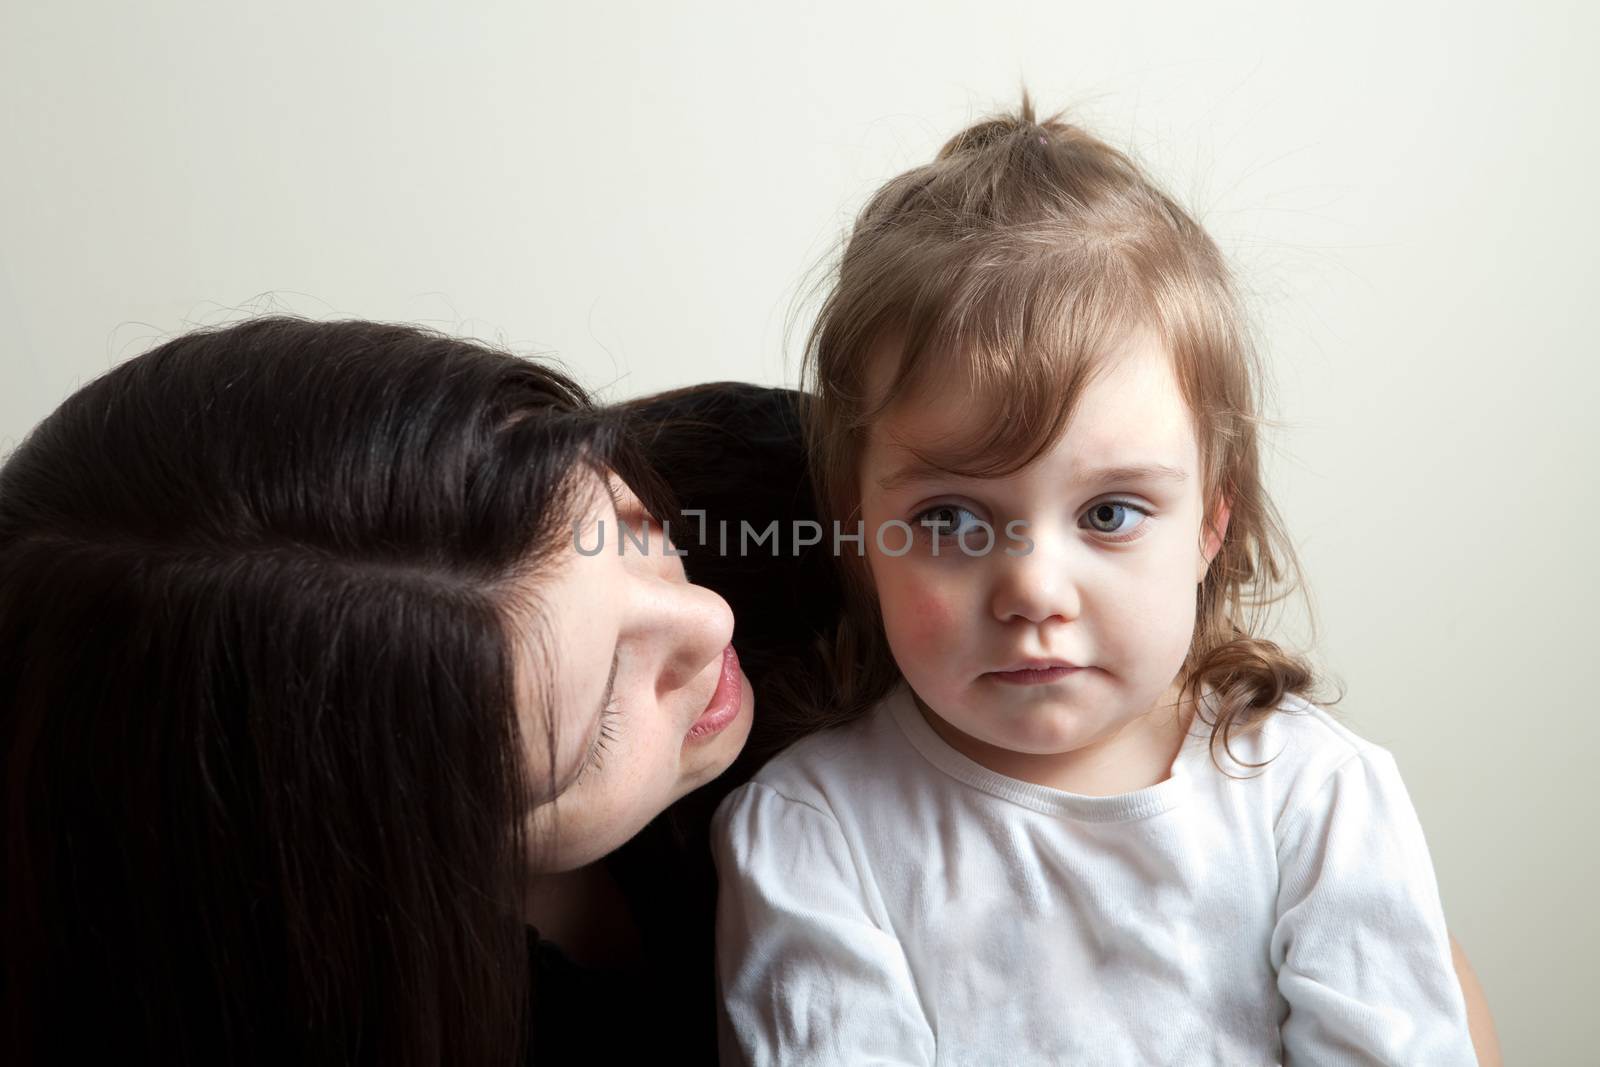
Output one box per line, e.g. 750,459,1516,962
984,664,1086,686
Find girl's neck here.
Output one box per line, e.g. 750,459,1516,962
524,860,643,970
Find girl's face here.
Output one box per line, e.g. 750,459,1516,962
522,470,753,872
857,329,1228,788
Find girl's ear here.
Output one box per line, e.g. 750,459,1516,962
1198,494,1232,581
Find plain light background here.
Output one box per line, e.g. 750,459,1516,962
3,2,1593,1060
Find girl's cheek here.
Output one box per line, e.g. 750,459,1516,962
883,571,958,653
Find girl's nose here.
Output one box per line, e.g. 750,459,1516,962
988,532,1082,626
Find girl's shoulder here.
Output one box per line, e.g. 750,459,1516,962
1227,691,1378,766
1200,691,1410,817
716,691,908,822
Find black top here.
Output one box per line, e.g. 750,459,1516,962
525,383,843,1066
527,931,660,1062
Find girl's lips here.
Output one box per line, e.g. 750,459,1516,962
686,644,744,741
984,665,1085,686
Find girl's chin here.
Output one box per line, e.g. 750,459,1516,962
940,700,1115,755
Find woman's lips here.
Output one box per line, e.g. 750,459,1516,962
686,644,744,741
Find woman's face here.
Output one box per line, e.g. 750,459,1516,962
522,469,753,872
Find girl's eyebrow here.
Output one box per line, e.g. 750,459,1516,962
875,459,955,493
1074,462,1189,487
877,459,1188,493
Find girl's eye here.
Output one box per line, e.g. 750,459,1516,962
913,503,985,540
1081,500,1151,540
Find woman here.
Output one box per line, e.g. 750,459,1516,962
0,317,1498,1064
0,316,749,1064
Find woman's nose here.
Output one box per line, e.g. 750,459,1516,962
988,529,1082,625
642,568,735,697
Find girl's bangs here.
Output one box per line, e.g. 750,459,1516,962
869,246,1153,481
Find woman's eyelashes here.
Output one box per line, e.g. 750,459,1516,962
574,650,623,787
909,498,1153,544
584,697,621,776
570,696,622,789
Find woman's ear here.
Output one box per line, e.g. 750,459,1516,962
1198,494,1232,582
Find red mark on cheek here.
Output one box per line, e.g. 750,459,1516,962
914,589,953,629
886,580,956,653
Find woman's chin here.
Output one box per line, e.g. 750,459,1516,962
679,678,755,789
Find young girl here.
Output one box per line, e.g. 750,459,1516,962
712,101,1479,1064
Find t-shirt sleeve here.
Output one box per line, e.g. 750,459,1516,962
712,780,936,1067
1270,746,1478,1065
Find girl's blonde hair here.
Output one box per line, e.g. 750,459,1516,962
802,95,1336,769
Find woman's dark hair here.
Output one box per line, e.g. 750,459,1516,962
596,383,844,1060
0,316,665,1065
617,383,842,771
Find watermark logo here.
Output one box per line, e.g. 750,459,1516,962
573,510,1034,558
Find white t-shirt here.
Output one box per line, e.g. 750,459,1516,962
712,681,1476,1066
